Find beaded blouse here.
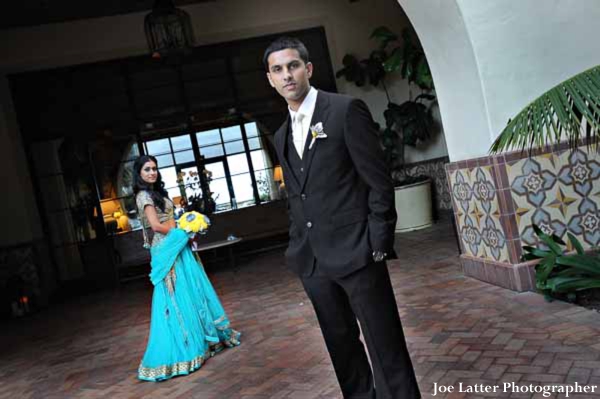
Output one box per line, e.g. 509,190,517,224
135,190,174,248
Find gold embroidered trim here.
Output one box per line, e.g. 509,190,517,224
165,267,177,295
138,350,210,381
138,334,241,381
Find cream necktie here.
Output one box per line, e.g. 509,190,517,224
293,113,305,159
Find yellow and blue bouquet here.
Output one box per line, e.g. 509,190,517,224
178,211,210,236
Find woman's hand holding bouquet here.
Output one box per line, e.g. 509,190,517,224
177,211,210,245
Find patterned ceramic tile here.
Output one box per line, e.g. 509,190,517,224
449,166,509,262
394,157,452,212
506,148,600,250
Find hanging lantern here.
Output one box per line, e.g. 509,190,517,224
144,0,195,59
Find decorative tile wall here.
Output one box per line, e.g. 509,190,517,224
506,149,600,251
394,156,453,214
446,144,600,292
447,166,509,263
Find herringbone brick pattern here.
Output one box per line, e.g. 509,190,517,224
2,220,600,398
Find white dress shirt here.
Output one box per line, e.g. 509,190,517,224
289,87,318,159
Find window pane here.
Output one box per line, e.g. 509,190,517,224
171,134,192,151
210,176,231,209
70,207,97,241
174,149,195,164
244,122,259,138
254,169,278,202
165,187,179,200
248,137,261,150
231,173,255,208
204,162,230,212
120,194,138,226
225,139,245,154
196,129,221,146
205,162,225,179
70,207,97,242
200,143,224,158
124,141,141,162
155,153,174,167
117,160,136,198
146,138,171,155
222,125,242,142
160,166,178,194
250,150,267,171
180,166,202,203
227,153,249,175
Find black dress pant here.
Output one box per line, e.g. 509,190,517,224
300,261,420,399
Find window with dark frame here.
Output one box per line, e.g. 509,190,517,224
143,121,277,214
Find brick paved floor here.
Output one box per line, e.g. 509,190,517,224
2,220,600,398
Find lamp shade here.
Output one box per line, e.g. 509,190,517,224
273,165,283,182
100,200,119,216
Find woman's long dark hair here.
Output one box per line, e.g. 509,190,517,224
133,155,169,211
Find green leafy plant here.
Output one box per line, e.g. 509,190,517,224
490,65,600,154
522,224,600,301
337,26,436,184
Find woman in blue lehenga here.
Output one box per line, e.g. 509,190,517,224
133,155,241,382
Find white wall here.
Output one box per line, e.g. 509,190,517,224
457,0,600,142
0,0,449,245
398,0,600,161
397,0,494,162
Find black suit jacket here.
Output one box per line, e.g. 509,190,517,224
275,90,397,277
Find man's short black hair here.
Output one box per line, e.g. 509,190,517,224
263,36,310,71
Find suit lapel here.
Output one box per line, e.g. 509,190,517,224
300,91,330,191
277,115,301,192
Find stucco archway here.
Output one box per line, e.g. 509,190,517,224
396,0,491,162
397,0,600,162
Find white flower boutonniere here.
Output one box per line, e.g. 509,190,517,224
309,122,327,150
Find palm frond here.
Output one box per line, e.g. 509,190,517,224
490,65,600,154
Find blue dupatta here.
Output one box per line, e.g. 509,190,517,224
138,228,241,382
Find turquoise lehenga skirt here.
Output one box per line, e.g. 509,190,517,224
138,228,241,382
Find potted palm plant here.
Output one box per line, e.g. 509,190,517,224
337,26,436,232
491,65,600,302
490,65,600,154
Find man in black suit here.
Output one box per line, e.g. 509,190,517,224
264,37,420,399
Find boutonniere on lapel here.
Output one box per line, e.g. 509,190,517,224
309,122,327,150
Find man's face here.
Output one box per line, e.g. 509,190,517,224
266,48,313,110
